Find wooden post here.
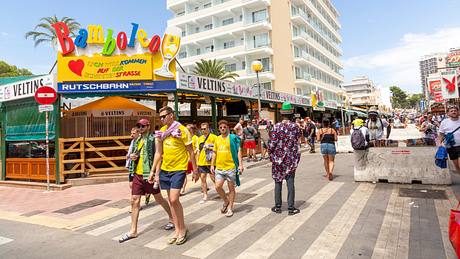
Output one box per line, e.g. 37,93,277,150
211,97,217,130
54,97,61,184
174,92,180,121
0,103,6,181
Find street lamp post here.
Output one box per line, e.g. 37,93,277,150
251,61,263,119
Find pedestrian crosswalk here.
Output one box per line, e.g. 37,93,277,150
73,179,457,259
0,236,13,246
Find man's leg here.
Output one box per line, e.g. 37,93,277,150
227,180,236,211
286,174,295,209
153,193,173,223
129,195,141,236
200,173,208,200
167,189,186,237
274,180,282,208
215,179,228,204
453,159,460,174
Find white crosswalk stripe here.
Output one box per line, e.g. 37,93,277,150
236,181,344,259
112,178,265,241
88,178,263,237
0,236,13,246
144,180,274,250
182,207,271,258
302,183,375,258
371,186,411,259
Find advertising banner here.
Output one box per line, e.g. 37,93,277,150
58,80,176,93
2,75,54,102
440,70,459,100
427,76,443,103
447,49,460,68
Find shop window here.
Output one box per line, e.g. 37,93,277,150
262,82,272,90
7,141,55,158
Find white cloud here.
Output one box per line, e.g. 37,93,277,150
0,32,8,36
343,27,460,93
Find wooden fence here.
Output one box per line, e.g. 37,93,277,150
59,136,131,179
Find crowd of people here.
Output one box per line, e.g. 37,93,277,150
118,102,460,246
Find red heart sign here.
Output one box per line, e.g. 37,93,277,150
68,59,84,76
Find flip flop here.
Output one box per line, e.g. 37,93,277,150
118,233,136,243
176,230,189,245
164,222,175,231
167,237,178,244
221,202,229,214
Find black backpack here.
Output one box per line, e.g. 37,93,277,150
351,127,367,150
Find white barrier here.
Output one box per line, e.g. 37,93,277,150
354,146,451,185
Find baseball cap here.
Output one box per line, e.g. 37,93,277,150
136,118,150,127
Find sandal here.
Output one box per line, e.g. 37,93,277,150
271,206,282,214
328,174,333,181
226,209,234,217
167,236,178,244
164,222,175,231
221,202,229,214
176,230,189,245
118,233,136,243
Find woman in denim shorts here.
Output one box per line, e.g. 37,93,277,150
317,120,338,181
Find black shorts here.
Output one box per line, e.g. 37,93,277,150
198,166,211,174
447,146,460,160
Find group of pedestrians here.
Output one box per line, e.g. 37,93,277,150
121,107,244,245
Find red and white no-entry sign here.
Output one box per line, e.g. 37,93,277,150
34,86,57,105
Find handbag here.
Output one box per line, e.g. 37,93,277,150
449,201,460,256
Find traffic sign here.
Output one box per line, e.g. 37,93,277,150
38,105,54,113
34,86,57,105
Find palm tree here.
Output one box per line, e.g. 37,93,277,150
25,16,81,73
193,59,239,81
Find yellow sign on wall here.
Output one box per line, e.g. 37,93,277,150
57,52,176,82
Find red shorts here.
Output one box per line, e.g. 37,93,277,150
132,174,160,196
186,161,193,174
243,140,256,149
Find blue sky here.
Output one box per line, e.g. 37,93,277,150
1,0,460,95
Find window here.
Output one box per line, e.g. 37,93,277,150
259,57,270,72
204,2,211,8
295,67,301,79
196,48,201,55
195,27,200,33
242,61,246,69
7,141,55,158
205,45,214,53
253,33,269,48
223,40,235,49
179,52,187,59
262,82,272,90
224,63,237,72
204,24,213,31
181,31,186,37
176,11,185,17
222,18,234,26
296,88,302,95
252,9,267,23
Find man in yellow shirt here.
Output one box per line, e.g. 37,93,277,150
211,120,243,217
197,122,217,204
149,107,198,246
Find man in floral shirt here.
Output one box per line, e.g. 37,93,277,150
269,102,301,215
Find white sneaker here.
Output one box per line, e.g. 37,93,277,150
226,209,234,217
199,198,207,204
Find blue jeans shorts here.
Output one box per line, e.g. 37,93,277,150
215,168,236,183
159,170,186,190
320,143,336,155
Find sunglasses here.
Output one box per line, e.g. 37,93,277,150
139,124,149,129
201,128,208,131
160,113,171,119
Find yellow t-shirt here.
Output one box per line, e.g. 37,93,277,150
197,133,217,166
213,135,236,171
160,124,192,171
135,138,145,176
192,135,199,152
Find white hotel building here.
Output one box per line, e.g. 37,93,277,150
166,0,344,105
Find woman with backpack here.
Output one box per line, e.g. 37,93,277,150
350,119,370,171
317,120,338,181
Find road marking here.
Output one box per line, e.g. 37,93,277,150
0,236,13,246
302,183,375,259
236,181,344,259
182,207,270,259
144,180,274,250
371,186,411,259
